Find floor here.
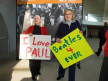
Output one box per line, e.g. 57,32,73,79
0,38,104,81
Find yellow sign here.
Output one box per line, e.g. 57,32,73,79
50,28,94,69
17,0,82,5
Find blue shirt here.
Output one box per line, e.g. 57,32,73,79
55,20,82,38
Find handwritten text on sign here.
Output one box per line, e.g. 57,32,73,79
19,35,51,60
50,28,94,69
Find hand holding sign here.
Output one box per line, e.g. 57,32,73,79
19,35,51,60
29,33,33,36
56,38,62,43
50,28,94,69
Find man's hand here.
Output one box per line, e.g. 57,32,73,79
102,42,106,51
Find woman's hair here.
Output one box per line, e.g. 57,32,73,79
64,9,75,20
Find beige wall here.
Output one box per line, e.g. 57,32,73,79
103,0,108,18
0,0,16,54
83,0,106,18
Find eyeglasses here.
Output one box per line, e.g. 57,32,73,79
65,14,72,16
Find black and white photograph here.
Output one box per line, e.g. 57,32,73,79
17,3,82,38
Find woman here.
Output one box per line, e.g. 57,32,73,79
99,25,108,81
55,9,83,81
24,15,48,81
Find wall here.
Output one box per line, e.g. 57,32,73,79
103,0,108,20
0,12,9,57
83,0,105,19
0,0,16,55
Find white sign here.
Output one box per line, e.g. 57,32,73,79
19,34,51,60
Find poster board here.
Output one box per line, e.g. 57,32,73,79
19,35,51,60
50,28,94,69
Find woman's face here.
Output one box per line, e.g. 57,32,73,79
64,10,72,21
34,15,41,25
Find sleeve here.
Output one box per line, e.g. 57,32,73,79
76,20,83,31
44,27,48,35
24,26,33,34
55,23,62,38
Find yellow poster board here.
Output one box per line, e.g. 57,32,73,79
50,28,94,69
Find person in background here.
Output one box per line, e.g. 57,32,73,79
83,29,86,37
95,22,108,56
24,15,48,81
89,29,93,38
55,9,83,81
99,26,108,81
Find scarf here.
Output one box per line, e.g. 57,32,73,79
32,25,41,35
63,20,76,28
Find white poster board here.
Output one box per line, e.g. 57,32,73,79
19,34,51,60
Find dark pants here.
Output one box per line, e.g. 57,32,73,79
99,56,108,81
29,60,41,78
97,39,105,55
58,64,76,81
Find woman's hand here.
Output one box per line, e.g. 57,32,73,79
79,30,83,34
102,42,106,51
56,38,62,43
29,33,33,36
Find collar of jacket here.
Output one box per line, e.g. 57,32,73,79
63,20,76,24
63,20,76,27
